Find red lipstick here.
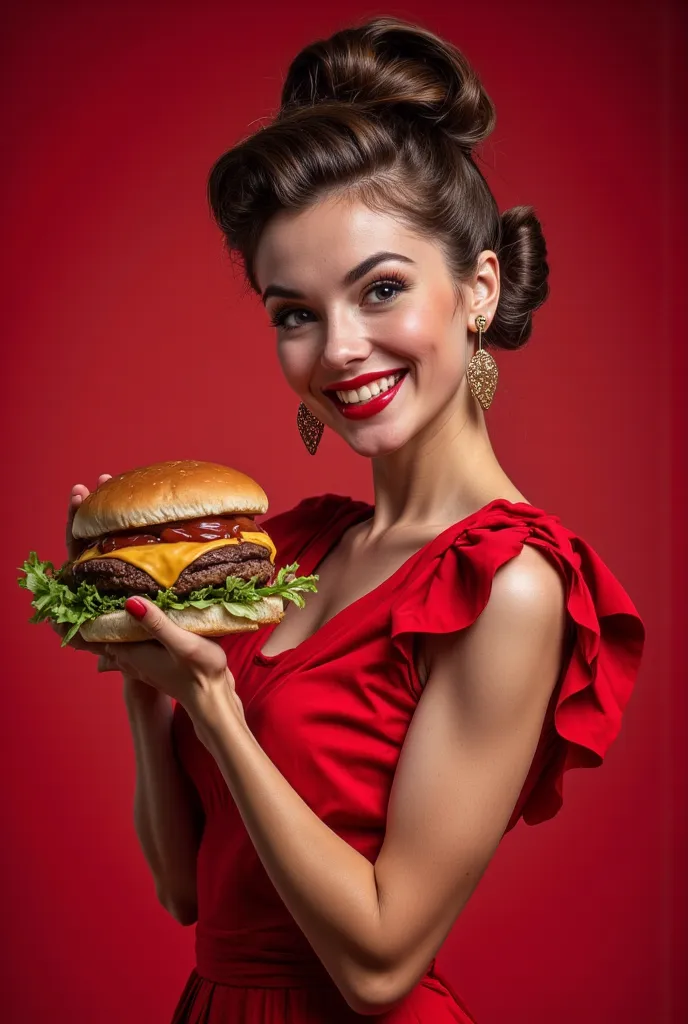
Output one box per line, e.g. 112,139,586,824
326,371,408,420
322,368,406,393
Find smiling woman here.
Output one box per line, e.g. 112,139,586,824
108,16,644,1024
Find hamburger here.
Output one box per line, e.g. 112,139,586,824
19,460,318,644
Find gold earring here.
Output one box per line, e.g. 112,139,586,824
297,402,324,455
466,314,499,410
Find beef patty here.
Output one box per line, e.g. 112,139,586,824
69,541,274,595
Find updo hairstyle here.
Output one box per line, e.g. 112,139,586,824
208,17,549,349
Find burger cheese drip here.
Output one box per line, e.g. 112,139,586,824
74,515,276,590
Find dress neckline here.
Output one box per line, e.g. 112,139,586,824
253,495,538,666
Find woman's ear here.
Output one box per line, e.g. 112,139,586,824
467,250,500,330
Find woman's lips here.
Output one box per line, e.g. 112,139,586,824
322,368,405,392
325,370,408,420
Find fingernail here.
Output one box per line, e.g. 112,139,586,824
125,597,147,620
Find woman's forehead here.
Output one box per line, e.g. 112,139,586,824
254,197,435,292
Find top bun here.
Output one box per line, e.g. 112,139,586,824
72,460,269,540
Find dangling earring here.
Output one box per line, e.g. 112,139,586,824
297,402,324,455
466,314,499,410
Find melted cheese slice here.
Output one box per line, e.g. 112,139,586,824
74,532,276,589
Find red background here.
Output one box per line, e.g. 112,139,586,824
2,1,686,1021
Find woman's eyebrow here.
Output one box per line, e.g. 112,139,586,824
261,251,415,304
261,283,304,304
342,251,415,286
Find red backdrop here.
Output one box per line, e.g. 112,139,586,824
2,1,685,1021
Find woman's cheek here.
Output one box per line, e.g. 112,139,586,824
389,294,465,371
276,338,313,392
375,305,436,361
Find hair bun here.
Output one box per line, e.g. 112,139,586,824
489,206,550,350
280,18,495,152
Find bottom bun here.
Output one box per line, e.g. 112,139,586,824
79,596,284,643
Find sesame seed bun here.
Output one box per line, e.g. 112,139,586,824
72,460,269,541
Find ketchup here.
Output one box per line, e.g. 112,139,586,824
97,515,260,553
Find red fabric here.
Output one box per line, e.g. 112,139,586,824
170,494,645,1023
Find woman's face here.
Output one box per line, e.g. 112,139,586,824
253,196,498,458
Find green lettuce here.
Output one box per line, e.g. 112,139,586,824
18,551,318,645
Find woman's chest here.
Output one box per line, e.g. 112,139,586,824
259,527,434,658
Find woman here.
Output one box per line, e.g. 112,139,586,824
63,18,645,1023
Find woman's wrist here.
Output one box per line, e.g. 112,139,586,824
190,675,249,751
122,673,169,713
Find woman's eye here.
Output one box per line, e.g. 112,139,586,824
366,281,404,304
271,308,314,330
271,278,405,328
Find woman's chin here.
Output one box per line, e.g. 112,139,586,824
337,423,412,459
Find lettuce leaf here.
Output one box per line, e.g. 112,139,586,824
18,551,318,645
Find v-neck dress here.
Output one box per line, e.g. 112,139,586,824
170,493,645,1023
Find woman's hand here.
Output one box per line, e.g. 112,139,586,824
50,473,115,666
97,598,246,738
66,474,111,560
52,474,154,700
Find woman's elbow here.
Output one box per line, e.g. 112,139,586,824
156,883,198,926
169,901,198,927
340,965,410,1017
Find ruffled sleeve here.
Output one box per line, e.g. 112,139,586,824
389,499,645,827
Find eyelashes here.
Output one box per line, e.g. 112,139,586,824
365,270,409,304
269,271,410,331
269,308,311,331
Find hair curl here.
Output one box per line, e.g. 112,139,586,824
208,17,549,349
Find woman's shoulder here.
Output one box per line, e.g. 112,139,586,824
390,495,646,827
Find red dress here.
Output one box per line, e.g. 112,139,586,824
170,494,645,1023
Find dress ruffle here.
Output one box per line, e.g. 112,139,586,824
389,500,645,826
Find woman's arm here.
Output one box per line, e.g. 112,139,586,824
123,676,205,925
63,479,205,924
193,544,567,1015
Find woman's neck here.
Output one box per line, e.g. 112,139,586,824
368,394,526,536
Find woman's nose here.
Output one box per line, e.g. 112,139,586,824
320,316,372,370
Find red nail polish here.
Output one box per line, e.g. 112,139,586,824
125,597,147,620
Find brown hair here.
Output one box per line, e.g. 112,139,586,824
208,17,549,350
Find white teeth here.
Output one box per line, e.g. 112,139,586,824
335,373,403,404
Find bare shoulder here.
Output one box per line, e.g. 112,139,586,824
422,541,568,705
486,542,566,622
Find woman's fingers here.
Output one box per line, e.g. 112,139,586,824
66,484,88,559
122,598,224,668
65,475,110,560
68,484,88,515
123,598,197,654
97,653,119,673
